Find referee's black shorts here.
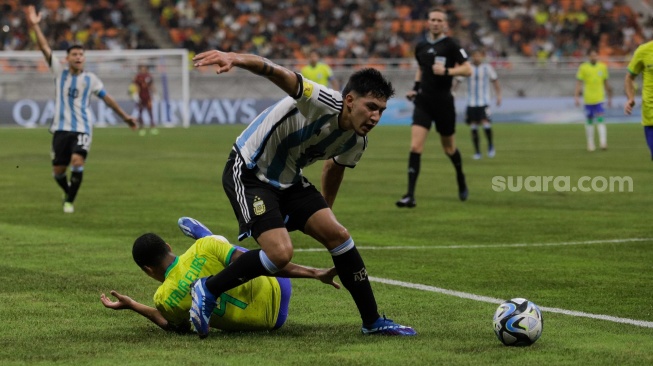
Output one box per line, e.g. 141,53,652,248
412,92,456,137
222,149,329,241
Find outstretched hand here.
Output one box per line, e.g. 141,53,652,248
316,267,341,289
101,290,134,310
24,5,41,26
193,51,236,75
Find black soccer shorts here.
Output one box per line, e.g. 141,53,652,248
222,149,329,241
412,93,457,137
465,106,491,124
51,131,91,166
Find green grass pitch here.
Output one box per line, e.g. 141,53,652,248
1,123,652,365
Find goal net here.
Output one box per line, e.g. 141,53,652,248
0,49,189,128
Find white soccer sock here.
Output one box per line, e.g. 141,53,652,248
585,124,595,151
597,123,607,148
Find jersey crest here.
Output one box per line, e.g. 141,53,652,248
253,196,266,216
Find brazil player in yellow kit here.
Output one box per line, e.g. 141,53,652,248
625,41,653,160
300,50,340,90
101,217,339,333
574,48,613,152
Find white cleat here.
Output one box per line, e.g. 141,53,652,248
63,202,74,213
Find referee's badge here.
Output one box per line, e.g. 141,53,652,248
253,196,266,216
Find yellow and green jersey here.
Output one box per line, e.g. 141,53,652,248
301,63,334,87
627,41,653,126
153,235,283,331
576,61,609,105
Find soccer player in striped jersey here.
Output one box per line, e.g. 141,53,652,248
461,49,501,160
574,48,612,152
25,6,137,213
625,41,653,160
101,217,340,334
188,50,415,337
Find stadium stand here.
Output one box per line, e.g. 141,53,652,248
481,0,647,63
1,0,156,51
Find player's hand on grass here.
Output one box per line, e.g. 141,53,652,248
193,50,235,74
24,5,41,26
316,267,340,289
625,99,635,115
101,290,134,310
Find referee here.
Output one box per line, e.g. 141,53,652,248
397,7,472,208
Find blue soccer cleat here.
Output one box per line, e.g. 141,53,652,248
361,315,417,336
178,217,213,240
189,277,217,338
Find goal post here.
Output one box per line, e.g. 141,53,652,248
0,49,190,128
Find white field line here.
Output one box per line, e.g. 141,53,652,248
370,277,653,328
294,238,653,252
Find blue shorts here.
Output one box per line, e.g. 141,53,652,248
645,126,653,159
584,103,605,119
273,277,292,330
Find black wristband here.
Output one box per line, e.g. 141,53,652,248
444,68,449,76
413,81,420,92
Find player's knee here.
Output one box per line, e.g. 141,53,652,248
267,244,293,267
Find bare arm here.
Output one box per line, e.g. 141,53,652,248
101,94,138,129
493,79,502,107
321,159,345,208
101,291,171,331
434,61,472,77
193,51,300,97
24,6,52,64
229,247,340,288
624,73,638,115
604,79,613,108
406,69,422,101
574,80,583,107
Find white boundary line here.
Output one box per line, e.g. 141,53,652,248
370,277,653,328
294,238,653,252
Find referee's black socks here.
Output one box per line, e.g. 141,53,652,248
407,152,421,197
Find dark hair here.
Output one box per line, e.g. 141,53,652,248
587,47,598,55
342,68,395,100
66,45,84,54
428,7,447,18
132,233,170,268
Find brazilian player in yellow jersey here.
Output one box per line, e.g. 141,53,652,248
101,217,339,334
574,48,613,152
625,40,653,160
300,51,340,90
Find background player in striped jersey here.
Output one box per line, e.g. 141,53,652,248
188,50,415,337
574,48,612,152
25,6,137,214
397,7,472,208
455,48,502,160
101,217,340,334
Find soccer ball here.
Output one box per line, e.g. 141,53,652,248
493,298,543,346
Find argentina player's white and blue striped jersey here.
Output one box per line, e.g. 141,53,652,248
235,75,367,190
466,63,498,107
49,54,106,135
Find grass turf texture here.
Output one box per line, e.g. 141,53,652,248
0,123,651,365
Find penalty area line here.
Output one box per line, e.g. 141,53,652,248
370,276,653,329
294,238,653,252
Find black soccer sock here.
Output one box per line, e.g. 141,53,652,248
484,125,494,149
53,173,69,196
66,168,84,203
330,238,379,326
407,152,421,197
447,149,466,188
471,128,480,154
204,249,270,296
